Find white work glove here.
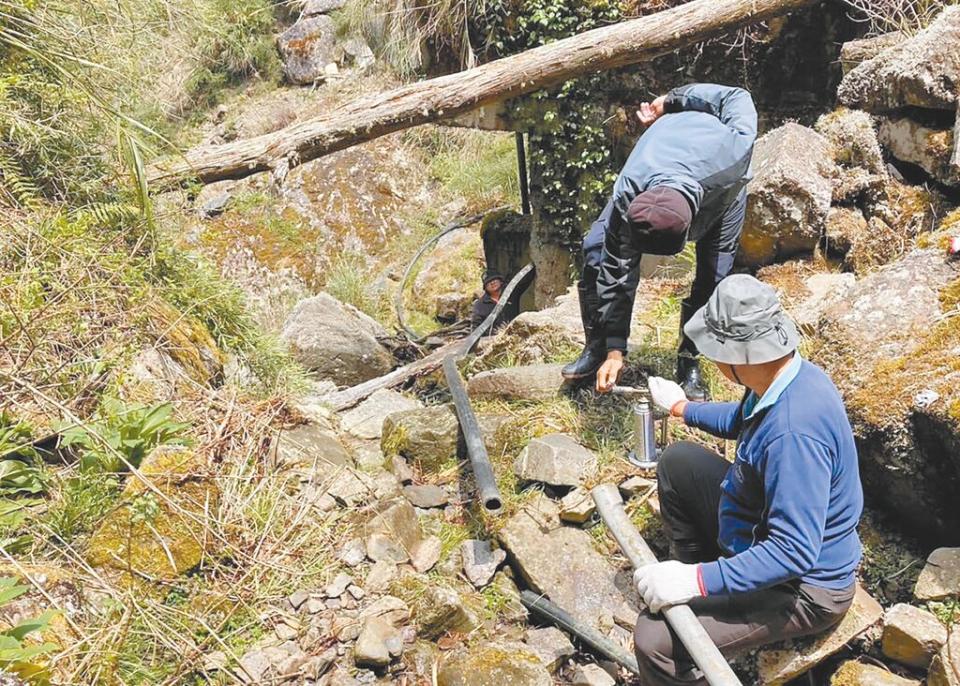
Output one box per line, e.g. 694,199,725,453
648,376,687,415
634,560,703,613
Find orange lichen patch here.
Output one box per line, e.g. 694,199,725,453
141,298,224,387
201,201,322,287
927,128,954,159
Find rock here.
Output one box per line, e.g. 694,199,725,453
792,272,857,334
361,595,410,625
87,447,217,580
830,661,920,686
513,434,598,488
275,423,353,475
757,585,883,684
524,627,575,673
287,589,309,611
412,586,480,639
0,564,83,650
277,16,341,86
388,455,415,484
201,650,228,672
410,535,442,573
198,190,231,218
878,116,958,188
403,484,449,509
301,0,345,15
467,363,570,402
364,498,426,564
338,538,366,567
619,476,655,499
825,206,869,256
365,560,398,593
490,570,529,622
839,31,906,73
814,248,960,540
341,389,421,440
435,292,473,323
498,496,635,631
839,7,960,112
354,616,401,667
326,572,353,598
560,487,596,524
282,293,394,387
814,108,887,204
460,540,506,588
340,36,375,71
915,548,960,600
437,642,553,686
382,405,459,469
571,663,616,686
326,469,375,507
929,629,960,686
881,603,947,668
739,124,836,267
347,584,365,600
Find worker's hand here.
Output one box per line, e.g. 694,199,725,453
595,351,624,393
634,561,703,614
637,95,667,127
648,376,688,417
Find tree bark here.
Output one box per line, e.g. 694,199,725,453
148,0,817,189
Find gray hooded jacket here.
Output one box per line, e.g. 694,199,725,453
598,83,758,351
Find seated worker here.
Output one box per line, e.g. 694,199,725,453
632,274,863,686
470,272,511,333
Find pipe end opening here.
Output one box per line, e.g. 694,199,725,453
483,497,503,514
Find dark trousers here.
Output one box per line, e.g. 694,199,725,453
581,192,745,358
634,442,856,686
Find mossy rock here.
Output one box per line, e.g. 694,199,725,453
143,298,224,387
87,446,218,583
437,641,551,686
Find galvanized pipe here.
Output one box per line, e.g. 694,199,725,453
519,590,640,675
591,484,743,686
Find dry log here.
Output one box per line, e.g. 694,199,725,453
148,0,816,189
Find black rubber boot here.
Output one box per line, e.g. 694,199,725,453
561,279,606,380
677,355,709,402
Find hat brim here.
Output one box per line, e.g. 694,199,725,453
683,307,800,365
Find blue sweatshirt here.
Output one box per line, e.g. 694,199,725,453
683,356,863,596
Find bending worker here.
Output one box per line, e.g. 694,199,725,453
562,83,757,401
633,274,863,685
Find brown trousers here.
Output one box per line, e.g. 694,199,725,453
633,442,856,685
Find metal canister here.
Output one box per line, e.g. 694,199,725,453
628,398,659,468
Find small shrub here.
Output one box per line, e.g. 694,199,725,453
0,577,58,679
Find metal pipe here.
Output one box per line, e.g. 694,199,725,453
519,590,640,675
443,356,502,514
515,132,531,215
628,398,658,468
591,484,743,686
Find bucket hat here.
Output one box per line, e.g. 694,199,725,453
683,274,799,365
482,272,505,288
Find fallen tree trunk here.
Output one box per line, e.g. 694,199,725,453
148,0,817,189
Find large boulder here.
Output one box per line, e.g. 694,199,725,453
498,496,635,631
382,404,460,470
814,108,887,204
277,15,341,85
437,642,552,686
738,124,836,267
878,117,958,188
830,661,920,686
813,248,960,541
87,447,218,582
281,293,394,386
838,7,960,112
839,31,906,73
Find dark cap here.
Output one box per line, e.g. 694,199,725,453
482,272,505,287
626,186,693,256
